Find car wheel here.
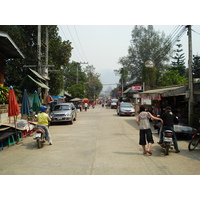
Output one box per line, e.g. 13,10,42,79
70,119,73,125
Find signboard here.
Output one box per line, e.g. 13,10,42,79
117,91,122,94
132,86,142,91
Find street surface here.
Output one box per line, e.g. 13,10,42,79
0,105,199,175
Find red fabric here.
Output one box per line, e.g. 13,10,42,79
8,87,20,117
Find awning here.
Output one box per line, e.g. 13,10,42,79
123,87,131,94
0,31,25,59
29,68,45,80
139,85,187,99
27,75,49,89
123,87,140,94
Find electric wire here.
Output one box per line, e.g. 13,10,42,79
59,25,81,62
153,25,187,64
73,26,88,62
192,28,200,36
66,25,85,62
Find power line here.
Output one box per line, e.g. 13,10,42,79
66,25,85,62
59,25,81,61
192,28,200,36
153,25,187,63
73,26,88,62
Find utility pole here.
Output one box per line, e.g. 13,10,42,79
187,25,194,126
45,26,49,97
37,25,42,100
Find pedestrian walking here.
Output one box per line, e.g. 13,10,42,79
84,102,88,111
136,106,163,155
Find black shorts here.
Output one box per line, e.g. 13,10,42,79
139,129,154,145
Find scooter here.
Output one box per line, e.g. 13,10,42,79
188,119,200,151
34,126,48,148
158,126,174,155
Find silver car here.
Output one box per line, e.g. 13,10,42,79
117,102,135,116
50,103,77,125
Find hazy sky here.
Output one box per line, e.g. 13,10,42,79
58,25,200,91
3,1,199,92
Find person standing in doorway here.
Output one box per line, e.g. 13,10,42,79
136,106,163,155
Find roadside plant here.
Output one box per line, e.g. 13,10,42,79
0,86,9,104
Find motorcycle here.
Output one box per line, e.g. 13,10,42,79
34,126,48,148
158,127,174,155
188,119,200,151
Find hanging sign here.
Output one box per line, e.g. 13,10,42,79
132,86,142,91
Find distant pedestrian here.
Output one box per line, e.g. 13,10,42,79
136,106,163,155
84,102,88,111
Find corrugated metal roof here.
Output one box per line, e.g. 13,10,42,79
27,75,49,89
29,68,45,80
139,85,187,97
0,31,25,59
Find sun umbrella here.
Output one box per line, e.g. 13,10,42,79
32,91,42,112
21,89,31,114
8,86,20,142
8,86,20,117
82,98,89,103
70,98,82,102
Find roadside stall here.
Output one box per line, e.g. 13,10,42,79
70,98,82,111
139,85,187,124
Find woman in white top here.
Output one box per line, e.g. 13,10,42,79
136,106,163,155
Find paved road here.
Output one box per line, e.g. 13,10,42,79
0,105,199,175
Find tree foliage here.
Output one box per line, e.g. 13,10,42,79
170,40,186,77
0,25,73,97
84,65,103,99
118,25,171,89
67,83,85,98
193,55,200,78
158,70,188,86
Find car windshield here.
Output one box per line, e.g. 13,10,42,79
120,103,133,108
53,105,70,111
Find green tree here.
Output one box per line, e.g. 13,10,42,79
67,83,85,98
63,61,86,89
118,25,171,89
170,40,186,77
193,54,200,78
158,70,188,86
84,65,103,99
0,25,73,96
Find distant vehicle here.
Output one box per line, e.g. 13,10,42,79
117,102,135,116
50,103,77,125
110,99,118,109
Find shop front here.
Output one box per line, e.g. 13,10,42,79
139,85,188,125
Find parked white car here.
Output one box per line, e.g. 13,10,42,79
117,102,135,116
50,103,77,125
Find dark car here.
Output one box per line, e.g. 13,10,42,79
50,103,77,125
117,102,135,116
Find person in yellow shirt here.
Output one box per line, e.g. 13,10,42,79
37,106,52,145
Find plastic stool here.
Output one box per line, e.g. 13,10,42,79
17,131,23,142
0,140,3,150
8,135,16,147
